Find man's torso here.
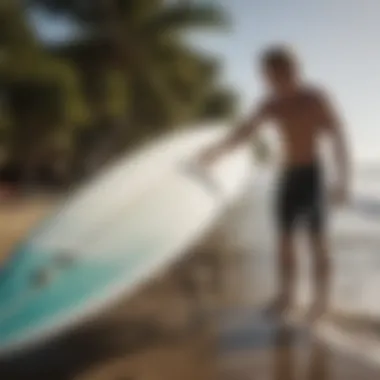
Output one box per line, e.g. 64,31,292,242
265,86,326,167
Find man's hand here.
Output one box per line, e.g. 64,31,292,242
197,102,269,167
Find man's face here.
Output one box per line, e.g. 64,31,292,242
263,63,297,93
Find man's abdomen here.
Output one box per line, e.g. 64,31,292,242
282,133,319,167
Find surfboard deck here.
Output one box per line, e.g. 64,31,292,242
0,127,252,357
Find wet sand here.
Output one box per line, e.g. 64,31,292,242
1,191,380,379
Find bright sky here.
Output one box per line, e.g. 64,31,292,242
30,0,380,162
187,0,380,163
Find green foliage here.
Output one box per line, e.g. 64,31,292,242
138,2,229,37
2,0,237,182
200,89,237,120
0,0,39,53
0,2,91,167
32,0,234,128
104,70,129,118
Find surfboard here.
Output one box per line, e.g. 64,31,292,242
0,125,252,357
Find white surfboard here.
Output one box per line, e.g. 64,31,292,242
0,125,253,357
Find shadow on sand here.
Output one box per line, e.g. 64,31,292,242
0,311,188,380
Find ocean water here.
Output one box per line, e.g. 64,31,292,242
238,163,380,318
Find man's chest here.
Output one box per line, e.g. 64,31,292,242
272,95,321,126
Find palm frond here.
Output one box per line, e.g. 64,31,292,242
142,3,230,36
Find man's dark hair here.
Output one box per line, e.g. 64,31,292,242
261,46,296,71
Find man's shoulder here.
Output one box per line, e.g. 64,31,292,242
257,95,277,115
301,84,328,101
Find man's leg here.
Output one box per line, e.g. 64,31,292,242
277,231,297,310
266,172,298,316
264,231,297,316
305,176,330,322
306,229,331,322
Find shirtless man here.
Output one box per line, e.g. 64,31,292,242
199,46,350,322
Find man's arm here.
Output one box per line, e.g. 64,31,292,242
318,90,351,201
199,103,270,165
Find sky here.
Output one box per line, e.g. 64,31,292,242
30,0,380,162
28,6,81,44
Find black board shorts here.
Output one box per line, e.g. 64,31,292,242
276,162,325,234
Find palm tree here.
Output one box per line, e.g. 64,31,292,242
0,1,88,186
26,0,235,179
30,0,231,127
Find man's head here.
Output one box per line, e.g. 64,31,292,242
260,45,300,93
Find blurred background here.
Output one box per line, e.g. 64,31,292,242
0,0,244,193
1,0,380,193
1,1,380,379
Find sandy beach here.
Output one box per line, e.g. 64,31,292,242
1,181,380,380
